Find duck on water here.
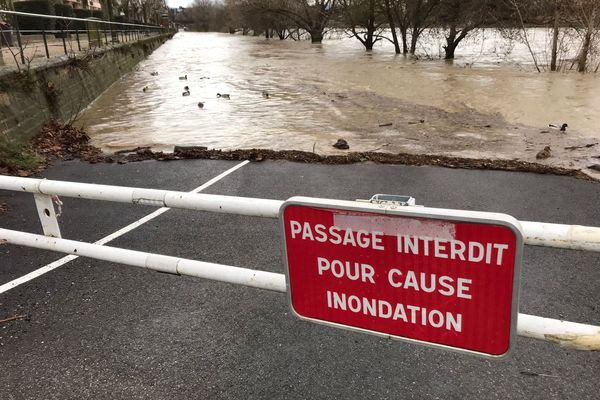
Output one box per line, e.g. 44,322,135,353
549,123,568,132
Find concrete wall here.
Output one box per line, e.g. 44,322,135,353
0,33,173,143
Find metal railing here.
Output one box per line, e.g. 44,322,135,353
0,9,171,67
0,174,599,352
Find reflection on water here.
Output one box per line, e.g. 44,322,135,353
78,32,600,153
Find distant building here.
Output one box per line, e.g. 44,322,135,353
14,0,103,11
172,7,191,24
63,0,103,10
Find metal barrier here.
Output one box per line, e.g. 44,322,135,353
0,9,171,67
0,175,599,351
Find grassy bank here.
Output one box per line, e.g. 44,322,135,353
0,120,100,176
0,136,42,176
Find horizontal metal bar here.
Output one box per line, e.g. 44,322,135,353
1,175,599,251
0,176,282,218
520,221,600,252
0,228,286,292
1,228,597,350
0,10,163,29
517,314,600,351
16,29,159,34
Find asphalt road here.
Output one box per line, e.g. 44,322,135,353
0,159,599,400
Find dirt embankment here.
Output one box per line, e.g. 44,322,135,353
2,120,596,182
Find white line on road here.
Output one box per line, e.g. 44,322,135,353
0,160,250,294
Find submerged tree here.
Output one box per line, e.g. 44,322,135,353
407,0,440,54
549,0,561,71
439,0,491,60
571,0,599,72
190,0,228,31
339,0,386,50
501,0,600,72
381,0,401,53
247,0,337,43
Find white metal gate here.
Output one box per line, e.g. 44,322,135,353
0,175,598,351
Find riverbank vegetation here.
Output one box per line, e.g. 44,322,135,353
0,121,99,176
180,0,600,72
0,136,41,176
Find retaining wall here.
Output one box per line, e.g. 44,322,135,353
0,33,172,143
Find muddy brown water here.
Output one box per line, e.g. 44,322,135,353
77,31,600,178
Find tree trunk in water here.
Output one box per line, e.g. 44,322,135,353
384,0,400,54
550,0,559,71
444,24,475,60
365,36,374,50
400,29,408,54
578,9,595,73
578,32,591,73
444,43,457,59
365,0,375,51
409,28,418,54
444,27,457,60
390,30,400,54
310,30,324,43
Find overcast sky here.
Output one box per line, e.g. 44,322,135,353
166,0,193,9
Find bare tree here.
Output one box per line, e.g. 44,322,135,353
224,0,245,33
4,38,37,73
407,0,439,54
549,0,561,71
339,0,386,50
439,0,490,60
572,0,599,72
502,0,543,71
382,0,401,53
115,0,135,21
143,0,168,24
249,0,337,43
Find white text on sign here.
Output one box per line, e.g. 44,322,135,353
289,220,509,266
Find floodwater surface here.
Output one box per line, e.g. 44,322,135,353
78,31,600,175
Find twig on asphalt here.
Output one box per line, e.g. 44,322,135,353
0,314,28,324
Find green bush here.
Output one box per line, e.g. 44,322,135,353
54,4,74,32
13,0,55,33
73,9,92,31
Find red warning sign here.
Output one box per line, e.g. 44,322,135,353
280,197,523,358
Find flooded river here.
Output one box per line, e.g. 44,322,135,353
78,31,600,175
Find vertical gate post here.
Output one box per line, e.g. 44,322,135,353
33,194,61,238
